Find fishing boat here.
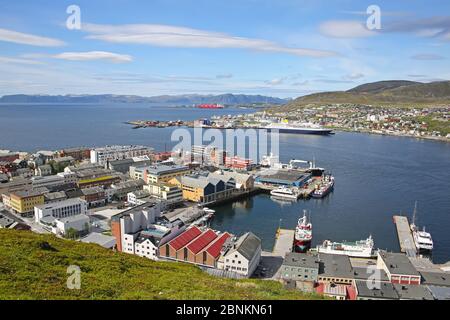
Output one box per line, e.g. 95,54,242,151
312,174,335,199
293,210,312,253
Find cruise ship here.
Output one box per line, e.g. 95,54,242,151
315,236,376,258
263,122,333,135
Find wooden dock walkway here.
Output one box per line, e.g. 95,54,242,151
393,215,417,258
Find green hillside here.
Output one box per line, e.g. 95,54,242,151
0,229,322,300
278,81,450,110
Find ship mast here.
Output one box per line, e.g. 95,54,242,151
412,201,418,227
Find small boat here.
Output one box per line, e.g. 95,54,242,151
270,186,299,200
312,174,334,199
410,202,433,252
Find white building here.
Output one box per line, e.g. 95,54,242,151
34,198,88,223
218,232,261,277
143,183,183,205
90,145,154,165
54,214,90,236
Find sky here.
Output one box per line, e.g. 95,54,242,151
0,0,449,98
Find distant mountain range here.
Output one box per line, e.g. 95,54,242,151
284,80,450,108
0,93,288,105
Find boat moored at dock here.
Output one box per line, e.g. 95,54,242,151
410,202,434,252
315,236,376,258
270,186,299,200
293,210,312,253
311,174,335,199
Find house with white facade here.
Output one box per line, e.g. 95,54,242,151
218,232,261,277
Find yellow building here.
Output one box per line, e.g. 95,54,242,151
10,190,45,216
169,175,233,204
144,164,191,184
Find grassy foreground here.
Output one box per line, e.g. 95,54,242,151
0,229,323,300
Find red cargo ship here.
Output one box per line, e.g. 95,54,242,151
197,104,224,109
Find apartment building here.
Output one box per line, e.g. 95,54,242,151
142,164,190,184
90,145,154,165
143,183,183,206
9,190,45,216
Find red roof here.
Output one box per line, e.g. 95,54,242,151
187,230,218,254
206,232,231,259
169,226,202,251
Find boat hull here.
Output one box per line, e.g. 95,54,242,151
312,183,334,199
293,240,312,253
265,128,333,135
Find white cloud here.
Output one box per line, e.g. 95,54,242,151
344,72,365,80
51,51,133,63
0,56,43,65
0,28,65,47
265,78,285,86
411,53,446,60
82,23,337,58
319,20,376,38
216,73,233,79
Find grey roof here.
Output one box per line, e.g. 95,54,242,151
146,164,189,176
427,285,450,300
352,267,390,282
318,253,354,279
81,232,116,249
44,191,67,201
81,186,105,196
56,214,89,224
355,280,399,299
420,271,450,287
378,251,420,276
235,232,261,261
283,253,320,269
393,284,434,300
0,213,14,228
180,175,212,189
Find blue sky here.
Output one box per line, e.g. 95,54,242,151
0,0,449,98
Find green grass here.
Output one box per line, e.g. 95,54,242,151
0,229,324,300
417,116,450,136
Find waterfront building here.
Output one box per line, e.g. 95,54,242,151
211,170,254,190
34,198,88,223
159,226,202,260
225,156,253,170
281,253,320,283
169,174,234,204
377,251,421,285
218,232,261,277
256,169,311,187
9,190,45,216
143,183,183,206
90,145,154,165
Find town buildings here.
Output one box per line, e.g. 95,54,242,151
377,250,421,285
34,198,88,223
90,145,154,165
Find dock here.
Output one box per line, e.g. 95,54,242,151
393,215,417,258
272,228,295,257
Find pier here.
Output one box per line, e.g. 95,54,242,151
272,228,295,257
393,215,417,258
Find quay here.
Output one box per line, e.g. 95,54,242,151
272,228,294,257
393,215,417,258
